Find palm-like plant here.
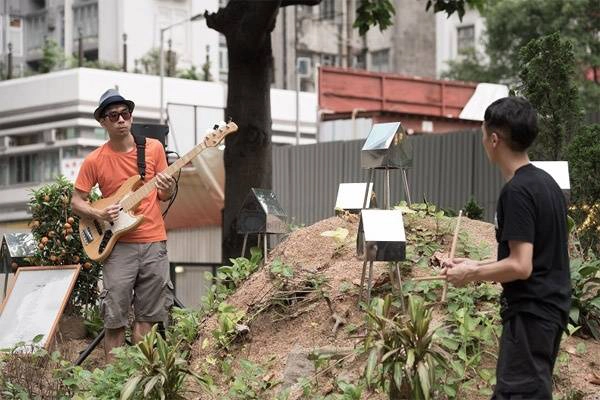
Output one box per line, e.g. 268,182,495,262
363,295,448,400
120,325,208,400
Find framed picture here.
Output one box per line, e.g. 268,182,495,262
0,265,80,350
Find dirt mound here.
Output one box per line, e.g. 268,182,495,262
189,214,600,399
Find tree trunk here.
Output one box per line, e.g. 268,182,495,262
206,0,322,263
206,1,279,262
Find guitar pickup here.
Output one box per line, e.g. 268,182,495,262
83,227,94,244
93,219,103,235
99,230,113,253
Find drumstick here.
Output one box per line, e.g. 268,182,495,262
442,210,463,302
413,275,447,281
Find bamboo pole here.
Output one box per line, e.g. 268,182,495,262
442,210,463,302
413,275,447,282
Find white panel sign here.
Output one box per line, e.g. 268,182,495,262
335,183,373,210
0,266,80,350
362,209,406,242
531,161,570,190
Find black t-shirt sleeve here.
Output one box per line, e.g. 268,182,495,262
500,186,535,244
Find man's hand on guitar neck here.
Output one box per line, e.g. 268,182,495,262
155,172,176,201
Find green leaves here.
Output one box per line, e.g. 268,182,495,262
120,325,197,400
29,176,102,313
270,258,294,280
353,0,395,36
519,32,583,161
569,254,600,339
213,302,246,350
362,294,445,398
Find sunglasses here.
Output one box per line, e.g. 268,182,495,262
103,110,132,122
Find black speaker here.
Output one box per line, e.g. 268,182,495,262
131,123,169,148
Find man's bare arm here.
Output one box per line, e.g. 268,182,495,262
71,189,120,222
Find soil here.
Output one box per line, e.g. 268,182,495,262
188,214,600,399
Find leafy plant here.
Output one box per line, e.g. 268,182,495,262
37,39,65,73
362,294,448,400
518,32,583,160
456,231,492,261
28,176,102,313
213,302,245,350
201,248,262,312
567,124,600,253
120,325,202,400
227,359,278,399
462,197,484,221
82,305,104,338
270,258,294,281
0,336,71,399
435,284,500,397
168,307,202,350
320,227,350,257
569,254,600,339
219,247,263,291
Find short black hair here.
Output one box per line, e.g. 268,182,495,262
483,97,538,152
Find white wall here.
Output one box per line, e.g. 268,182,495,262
436,9,486,78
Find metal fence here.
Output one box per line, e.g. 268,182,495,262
273,130,504,225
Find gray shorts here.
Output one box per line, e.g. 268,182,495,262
100,241,173,329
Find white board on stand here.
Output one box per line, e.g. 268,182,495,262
0,265,80,350
531,161,570,190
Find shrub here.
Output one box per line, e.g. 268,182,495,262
362,294,448,399
462,197,484,221
28,176,102,313
567,124,600,253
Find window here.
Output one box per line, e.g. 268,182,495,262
4,151,59,186
457,25,475,52
8,16,23,57
320,0,335,20
321,53,337,67
371,49,390,72
353,51,366,69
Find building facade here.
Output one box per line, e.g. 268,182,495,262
435,8,486,77
268,0,486,92
0,0,220,81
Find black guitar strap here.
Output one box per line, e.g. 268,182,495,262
132,134,146,180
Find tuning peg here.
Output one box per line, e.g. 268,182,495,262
213,124,219,130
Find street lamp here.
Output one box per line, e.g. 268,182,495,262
159,13,205,124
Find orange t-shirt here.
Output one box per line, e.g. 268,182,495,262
75,138,168,243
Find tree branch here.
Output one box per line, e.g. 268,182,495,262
204,9,228,35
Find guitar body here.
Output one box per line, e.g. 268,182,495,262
79,175,144,262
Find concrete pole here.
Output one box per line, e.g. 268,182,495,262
159,28,165,124
294,5,300,145
64,0,73,58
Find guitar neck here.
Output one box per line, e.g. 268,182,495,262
120,142,208,211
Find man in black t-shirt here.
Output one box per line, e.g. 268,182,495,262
442,97,571,399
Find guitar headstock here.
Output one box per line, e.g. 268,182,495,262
203,121,239,148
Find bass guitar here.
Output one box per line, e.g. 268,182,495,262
79,121,238,262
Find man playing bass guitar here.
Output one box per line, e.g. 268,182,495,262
72,89,176,362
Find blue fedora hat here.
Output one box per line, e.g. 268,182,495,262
94,88,135,121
